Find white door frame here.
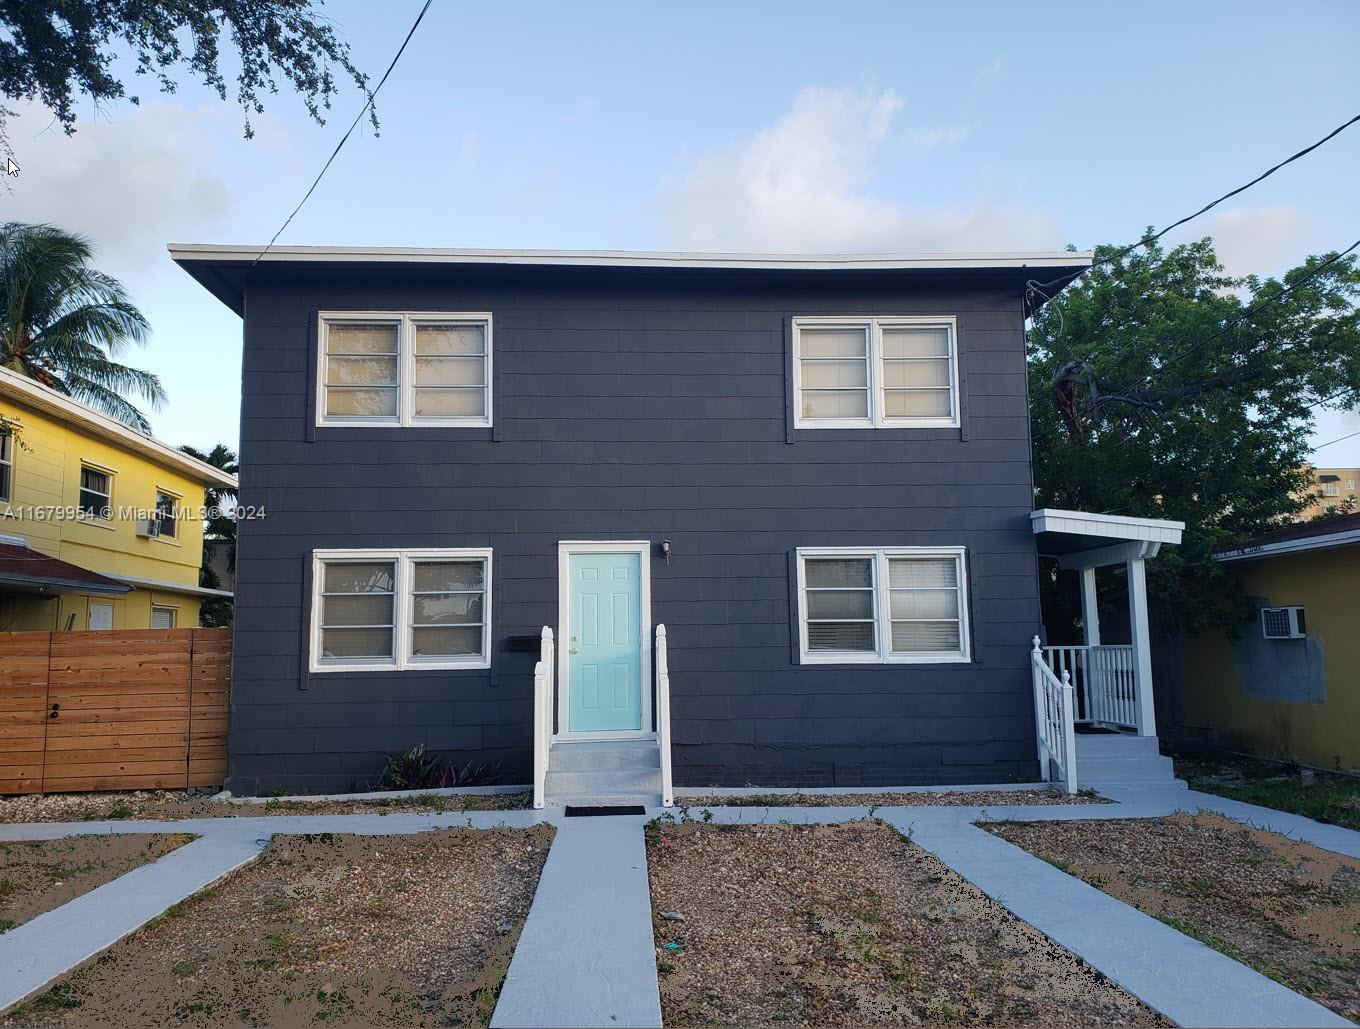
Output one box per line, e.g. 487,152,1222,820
555,540,654,743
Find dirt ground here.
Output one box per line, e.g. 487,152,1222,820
0,834,193,933
0,789,532,824
676,788,1107,808
646,819,1166,1026
988,813,1360,1023
1,826,554,1028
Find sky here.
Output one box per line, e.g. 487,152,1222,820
3,0,1359,463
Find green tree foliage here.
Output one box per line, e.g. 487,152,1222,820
0,0,372,161
1,222,164,430
1029,237,1360,637
180,442,238,628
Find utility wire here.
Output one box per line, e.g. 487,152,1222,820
1313,426,1360,451
1029,112,1360,293
253,0,435,265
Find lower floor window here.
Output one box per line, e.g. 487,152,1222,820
151,606,177,629
796,547,970,663
311,548,492,671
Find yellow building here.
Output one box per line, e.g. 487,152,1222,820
1174,513,1360,772
0,366,236,631
1295,466,1360,521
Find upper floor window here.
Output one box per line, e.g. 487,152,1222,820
792,316,959,429
155,490,179,538
78,465,112,520
0,431,12,503
318,312,492,427
796,546,970,664
310,548,492,672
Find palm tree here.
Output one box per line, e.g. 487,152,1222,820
181,442,239,628
0,222,165,431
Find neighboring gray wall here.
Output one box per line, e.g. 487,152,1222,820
229,264,1045,793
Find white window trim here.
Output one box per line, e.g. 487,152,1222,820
309,547,493,673
78,461,115,522
791,315,960,429
316,311,494,428
154,486,182,541
795,546,971,664
0,428,13,503
151,604,179,629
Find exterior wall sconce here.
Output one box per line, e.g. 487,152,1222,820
661,539,673,564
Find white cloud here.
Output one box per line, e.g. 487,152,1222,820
1197,206,1314,279
975,57,1004,92
907,124,978,148
2,100,237,275
660,86,1061,253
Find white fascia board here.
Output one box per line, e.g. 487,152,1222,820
0,367,238,490
116,573,234,598
1215,527,1360,563
168,244,1094,273
1030,508,1185,545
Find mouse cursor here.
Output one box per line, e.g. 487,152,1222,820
4,158,16,177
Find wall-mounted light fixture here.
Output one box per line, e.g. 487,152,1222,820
661,539,673,564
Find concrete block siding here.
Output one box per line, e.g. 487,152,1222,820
229,265,1044,794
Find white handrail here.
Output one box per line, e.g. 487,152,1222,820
1041,643,1137,730
532,626,554,809
1031,636,1078,794
655,623,674,807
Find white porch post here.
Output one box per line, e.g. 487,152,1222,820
1125,556,1157,737
1079,566,1101,646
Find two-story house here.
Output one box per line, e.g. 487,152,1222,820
172,245,1184,802
0,367,236,631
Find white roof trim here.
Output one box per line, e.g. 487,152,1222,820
1030,508,1185,545
168,244,1094,272
115,573,233,598
0,367,237,490
1216,527,1360,563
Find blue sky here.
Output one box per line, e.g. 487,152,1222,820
5,0,1359,461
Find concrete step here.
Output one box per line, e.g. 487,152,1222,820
545,766,662,801
1075,734,1161,757
552,792,663,809
1078,754,1179,780
548,740,659,772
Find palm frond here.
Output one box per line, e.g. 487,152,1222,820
58,374,156,433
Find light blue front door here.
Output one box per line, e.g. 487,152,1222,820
567,551,643,733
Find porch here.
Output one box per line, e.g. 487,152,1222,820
1029,508,1186,793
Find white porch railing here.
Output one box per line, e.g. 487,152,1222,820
1031,636,1078,794
1042,644,1137,730
532,626,554,810
655,624,674,807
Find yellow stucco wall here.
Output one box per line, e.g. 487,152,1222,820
1,390,208,630
1182,545,1360,772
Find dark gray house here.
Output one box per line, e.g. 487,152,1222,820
173,245,1185,804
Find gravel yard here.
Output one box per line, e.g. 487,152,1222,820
0,789,532,824
646,819,1165,1026
676,788,1106,808
1,826,554,1028
988,813,1360,1023
0,834,193,933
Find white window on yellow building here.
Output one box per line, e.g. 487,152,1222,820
79,465,113,520
0,430,12,503
151,606,177,629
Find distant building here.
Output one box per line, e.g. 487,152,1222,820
1296,466,1359,521
0,367,237,630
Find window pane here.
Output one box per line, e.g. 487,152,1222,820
413,387,486,418
325,386,399,417
882,327,950,359
800,327,867,358
413,592,484,626
801,389,869,419
322,627,395,659
156,493,178,538
414,356,485,386
411,625,482,658
889,588,959,620
327,322,398,354
806,589,875,620
151,608,176,629
891,621,961,652
323,562,396,594
415,323,485,355
326,355,397,386
808,622,875,651
0,463,9,502
882,358,951,388
80,467,108,493
801,359,868,389
412,560,484,593
884,389,952,418
888,557,958,589
323,594,395,627
805,559,873,588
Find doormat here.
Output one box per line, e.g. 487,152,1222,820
564,805,647,817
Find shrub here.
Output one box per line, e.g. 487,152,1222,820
374,745,501,791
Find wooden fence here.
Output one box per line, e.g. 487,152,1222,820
0,628,229,795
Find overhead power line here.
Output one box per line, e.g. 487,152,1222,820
1314,426,1360,451
1030,112,1360,293
253,0,435,265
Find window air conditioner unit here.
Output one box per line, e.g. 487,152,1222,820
135,518,161,539
1261,606,1305,640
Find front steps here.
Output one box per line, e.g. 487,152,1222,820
544,740,662,807
1076,733,1187,791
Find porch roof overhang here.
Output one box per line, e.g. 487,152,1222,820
0,538,134,597
1030,508,1185,570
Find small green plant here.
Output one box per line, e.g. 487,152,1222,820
171,959,200,976
0,878,17,898
105,802,134,820
374,744,502,791
0,917,16,933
